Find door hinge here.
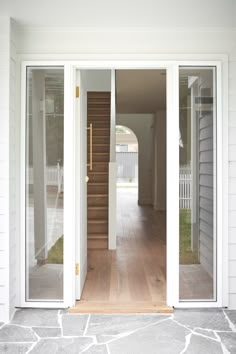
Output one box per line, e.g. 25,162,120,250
75,263,80,276
76,86,80,98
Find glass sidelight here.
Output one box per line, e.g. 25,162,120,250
25,67,64,301
179,67,216,301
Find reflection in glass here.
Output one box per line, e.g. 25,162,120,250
179,67,216,301
26,68,64,301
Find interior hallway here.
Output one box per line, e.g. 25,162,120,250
74,187,168,312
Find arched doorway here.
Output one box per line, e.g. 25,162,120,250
116,125,138,200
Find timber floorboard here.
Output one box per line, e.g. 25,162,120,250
70,187,172,313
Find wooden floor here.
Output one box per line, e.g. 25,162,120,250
71,188,172,313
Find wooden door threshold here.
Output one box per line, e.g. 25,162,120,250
69,301,173,314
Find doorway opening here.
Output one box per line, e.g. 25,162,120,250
74,69,168,312
20,61,223,311
116,124,138,212
115,69,167,308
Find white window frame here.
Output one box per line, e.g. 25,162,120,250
19,57,228,309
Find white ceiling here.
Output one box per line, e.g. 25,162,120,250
116,70,166,113
0,0,235,28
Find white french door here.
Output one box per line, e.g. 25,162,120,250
75,70,88,300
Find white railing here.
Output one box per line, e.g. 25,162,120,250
179,166,191,209
27,163,64,193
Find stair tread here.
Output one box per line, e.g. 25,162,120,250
89,171,108,175
88,194,108,197
93,127,110,130
88,206,108,210
92,152,109,155
87,143,109,146
87,234,108,239
88,220,108,224
92,162,109,164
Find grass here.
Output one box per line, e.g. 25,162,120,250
179,209,199,265
47,236,63,264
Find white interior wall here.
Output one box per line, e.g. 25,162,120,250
5,25,236,309
83,70,111,92
116,114,154,205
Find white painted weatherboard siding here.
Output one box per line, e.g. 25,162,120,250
199,112,214,277
0,17,17,323
229,50,236,308
9,19,17,320
0,17,10,322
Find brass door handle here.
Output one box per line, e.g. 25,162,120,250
87,123,93,171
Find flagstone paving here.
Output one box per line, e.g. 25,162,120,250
0,308,236,353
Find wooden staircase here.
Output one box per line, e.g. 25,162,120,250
87,92,111,249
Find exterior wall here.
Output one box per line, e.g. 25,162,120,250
2,25,236,310
0,17,17,323
229,46,236,308
199,111,214,277
116,114,154,205
9,18,18,321
0,17,10,323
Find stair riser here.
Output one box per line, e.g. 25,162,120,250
88,109,110,115
87,145,109,153
93,129,110,137
88,223,108,234
88,196,108,206
88,184,108,194
92,154,109,163
87,238,108,249
88,93,110,99
91,136,110,144
87,122,110,129
89,163,108,172
88,209,108,220
88,174,108,183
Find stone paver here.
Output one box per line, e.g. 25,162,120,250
0,343,32,353
0,325,37,342
174,309,231,331
29,337,93,354
0,309,235,353
109,319,190,354
32,327,61,338
193,328,218,340
62,314,89,336
185,334,223,354
87,314,169,343
12,309,59,327
218,332,236,353
84,344,108,353
224,310,236,330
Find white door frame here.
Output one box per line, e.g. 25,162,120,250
19,57,228,309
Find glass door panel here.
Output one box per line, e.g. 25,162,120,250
179,67,216,301
25,67,64,301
